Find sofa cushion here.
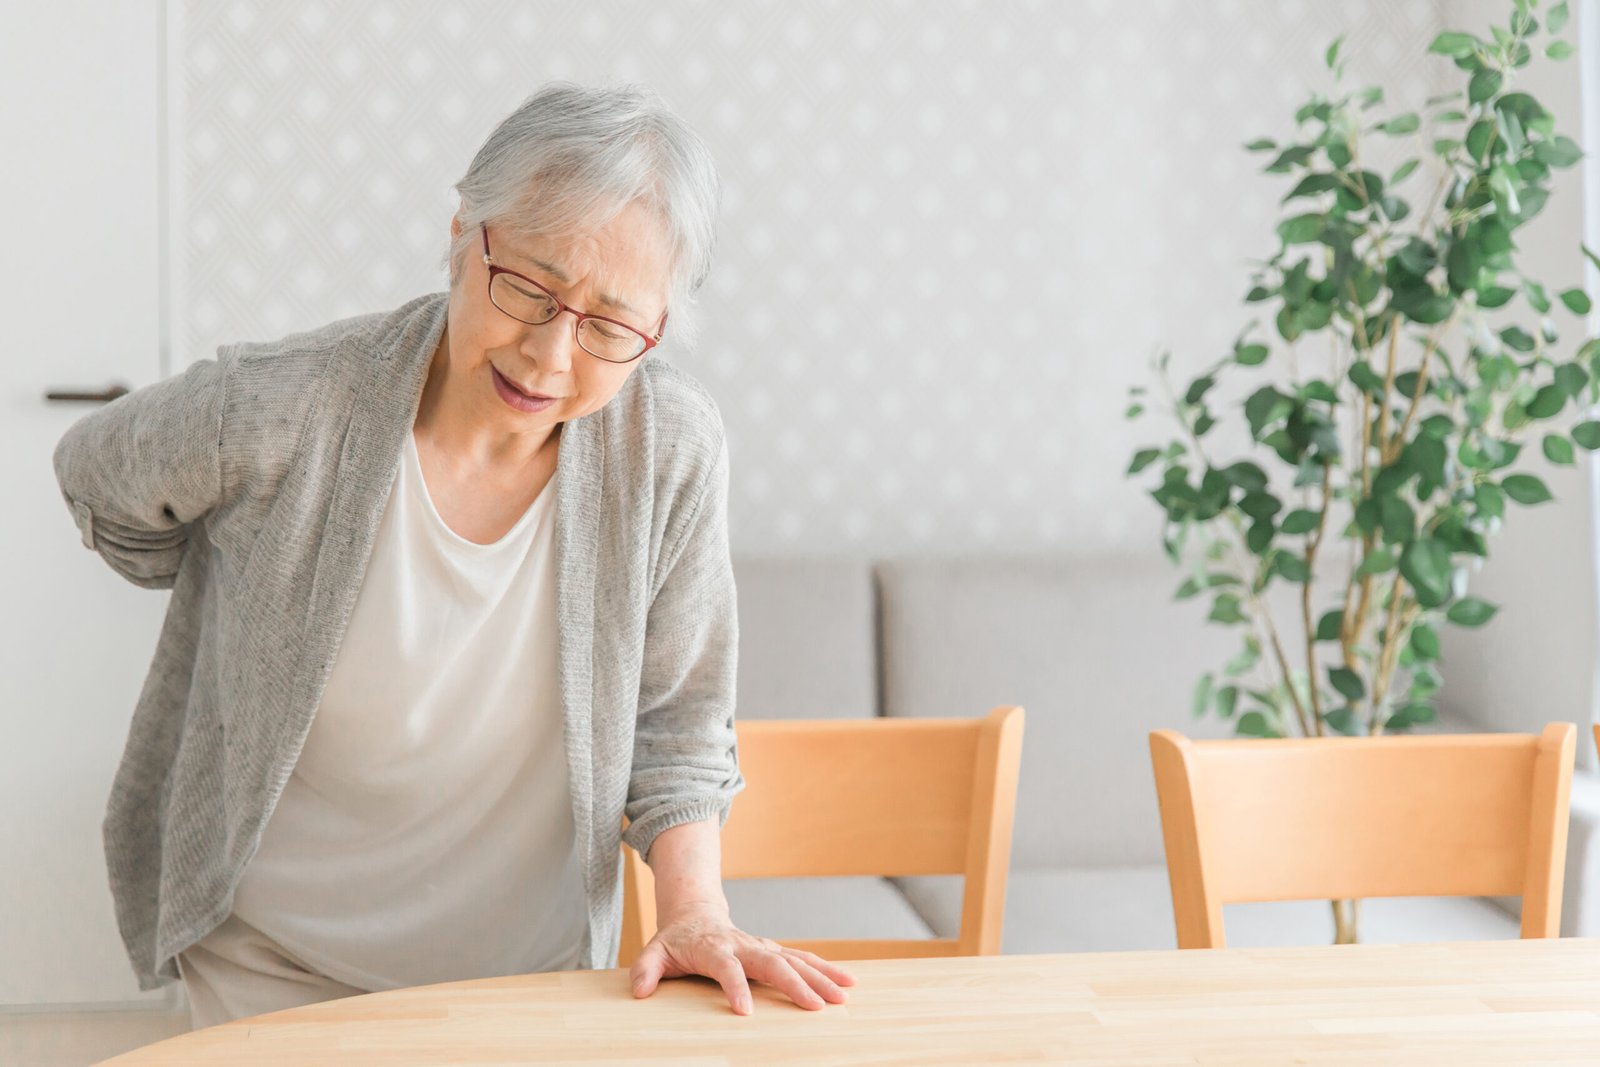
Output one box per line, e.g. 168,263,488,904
732,556,877,720
722,877,936,941
875,555,1241,868
895,868,1521,954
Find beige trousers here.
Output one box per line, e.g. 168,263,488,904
176,912,369,1030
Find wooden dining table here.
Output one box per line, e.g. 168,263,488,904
101,937,1600,1065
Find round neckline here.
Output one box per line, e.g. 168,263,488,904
404,431,557,551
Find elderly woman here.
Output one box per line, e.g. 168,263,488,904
54,82,852,1029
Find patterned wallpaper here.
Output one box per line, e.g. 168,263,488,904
174,0,1477,554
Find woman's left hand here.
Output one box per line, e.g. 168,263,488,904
629,903,857,1015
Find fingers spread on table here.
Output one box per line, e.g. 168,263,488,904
783,947,858,987
708,952,755,1015
743,948,826,1011
783,952,849,1004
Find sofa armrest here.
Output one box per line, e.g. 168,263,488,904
1562,769,1600,937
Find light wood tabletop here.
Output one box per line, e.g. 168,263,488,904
101,938,1600,1065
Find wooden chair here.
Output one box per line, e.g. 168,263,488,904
619,705,1025,965
1149,723,1576,949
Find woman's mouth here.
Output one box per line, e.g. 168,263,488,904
491,366,557,414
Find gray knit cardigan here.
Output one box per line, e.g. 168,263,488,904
52,292,744,991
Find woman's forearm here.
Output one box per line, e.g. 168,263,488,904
646,817,730,923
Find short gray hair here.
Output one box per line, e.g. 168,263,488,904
444,82,722,351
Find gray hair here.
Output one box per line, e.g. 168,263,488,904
444,82,722,352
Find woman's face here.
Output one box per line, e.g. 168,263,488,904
441,200,672,436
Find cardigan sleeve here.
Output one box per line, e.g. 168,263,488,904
622,435,746,863
51,356,226,589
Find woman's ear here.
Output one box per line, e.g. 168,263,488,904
450,214,462,240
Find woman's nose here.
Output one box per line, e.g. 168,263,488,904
518,311,580,372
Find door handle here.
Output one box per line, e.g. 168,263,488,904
45,384,130,403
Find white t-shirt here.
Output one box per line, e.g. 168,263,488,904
232,429,585,991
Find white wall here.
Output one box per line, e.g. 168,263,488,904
166,0,1595,734
171,0,1448,555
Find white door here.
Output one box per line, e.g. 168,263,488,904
0,2,173,1007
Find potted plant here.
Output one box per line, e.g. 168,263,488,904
1125,0,1599,943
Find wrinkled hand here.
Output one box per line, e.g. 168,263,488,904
629,903,857,1015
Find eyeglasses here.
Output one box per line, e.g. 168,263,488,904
480,226,665,364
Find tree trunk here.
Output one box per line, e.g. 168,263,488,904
1332,898,1361,944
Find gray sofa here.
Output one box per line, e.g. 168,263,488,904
721,554,1600,952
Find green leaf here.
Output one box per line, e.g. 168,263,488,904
1238,490,1281,520
1348,361,1384,394
1428,31,1479,58
1215,685,1239,719
1447,597,1498,627
1476,483,1506,520
1478,285,1517,308
1245,387,1294,437
1223,637,1260,676
1411,624,1441,660
1355,547,1398,578
1236,343,1269,366
1266,145,1316,172
1573,422,1600,450
1209,593,1249,625
1376,112,1420,135
1386,703,1438,731
1549,1,1570,33
1500,326,1537,352
1547,41,1575,60
1560,289,1593,315
1236,711,1275,738
1329,667,1365,702
1275,552,1312,583
1315,610,1343,642
1245,137,1278,152
1390,158,1420,185
1556,362,1590,398
1543,434,1576,465
1502,473,1553,505
1223,462,1270,493
1246,518,1275,555
1325,35,1343,69
1185,376,1216,404
1277,213,1324,244
1400,539,1453,607
1468,68,1502,104
1526,384,1567,419
1323,708,1360,736
1534,135,1583,168
1192,673,1215,718
1280,509,1321,535
1128,448,1162,474
1379,496,1416,543
1525,280,1552,314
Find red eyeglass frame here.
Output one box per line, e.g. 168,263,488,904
480,226,666,362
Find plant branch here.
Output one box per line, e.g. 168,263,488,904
1301,463,1334,736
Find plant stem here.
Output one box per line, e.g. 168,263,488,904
1371,596,1421,736
1301,463,1333,736
1388,317,1456,462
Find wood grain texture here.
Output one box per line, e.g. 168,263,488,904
100,938,1600,1065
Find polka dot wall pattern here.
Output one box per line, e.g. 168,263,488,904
174,0,1449,554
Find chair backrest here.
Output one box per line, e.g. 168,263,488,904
1149,723,1576,949
620,705,1025,964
